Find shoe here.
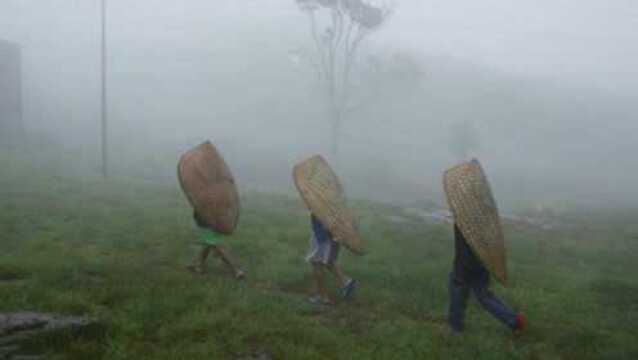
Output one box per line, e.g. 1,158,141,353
340,279,358,301
186,264,205,275
308,295,334,306
513,313,527,334
235,269,246,280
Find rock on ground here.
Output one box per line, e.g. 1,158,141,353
0,312,95,360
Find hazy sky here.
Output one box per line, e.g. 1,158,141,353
383,0,638,96
1,0,636,207
1,0,637,98
1,0,636,96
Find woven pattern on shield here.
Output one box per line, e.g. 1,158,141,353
304,160,347,228
293,155,363,254
444,159,507,284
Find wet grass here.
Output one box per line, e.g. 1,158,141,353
1,154,638,359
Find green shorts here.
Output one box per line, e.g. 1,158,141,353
197,227,223,246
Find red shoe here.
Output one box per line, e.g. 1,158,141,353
514,313,527,334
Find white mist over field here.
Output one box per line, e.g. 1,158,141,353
1,0,636,209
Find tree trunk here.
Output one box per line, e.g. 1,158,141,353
330,105,342,169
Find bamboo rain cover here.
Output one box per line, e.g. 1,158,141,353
178,141,240,235
293,155,364,255
444,159,507,284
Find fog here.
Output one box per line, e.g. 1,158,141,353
1,0,637,210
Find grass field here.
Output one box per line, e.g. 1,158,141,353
1,152,638,359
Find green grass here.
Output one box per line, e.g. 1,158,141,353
1,152,638,359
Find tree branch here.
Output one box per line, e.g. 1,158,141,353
340,23,370,111
307,11,327,81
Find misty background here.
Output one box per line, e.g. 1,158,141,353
1,0,637,210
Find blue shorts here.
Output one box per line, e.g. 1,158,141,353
305,233,340,266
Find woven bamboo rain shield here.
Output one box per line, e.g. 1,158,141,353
293,155,364,255
444,159,507,285
177,141,240,235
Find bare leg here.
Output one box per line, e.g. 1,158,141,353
328,264,358,301
199,246,212,271
311,263,333,303
326,264,351,287
187,245,211,274
212,245,245,279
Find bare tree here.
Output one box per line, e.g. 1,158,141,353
294,0,392,166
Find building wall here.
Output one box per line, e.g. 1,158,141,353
0,38,22,147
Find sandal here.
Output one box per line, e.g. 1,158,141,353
340,279,358,301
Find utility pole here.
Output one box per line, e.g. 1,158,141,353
100,0,109,177
16,45,25,146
